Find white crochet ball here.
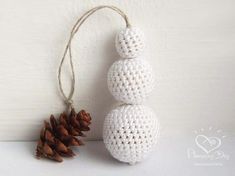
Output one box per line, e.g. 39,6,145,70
107,58,155,104
115,27,145,58
103,105,159,164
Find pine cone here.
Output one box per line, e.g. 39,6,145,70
36,108,91,162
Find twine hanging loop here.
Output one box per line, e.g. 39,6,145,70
58,5,131,109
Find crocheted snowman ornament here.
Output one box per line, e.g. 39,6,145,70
103,27,159,164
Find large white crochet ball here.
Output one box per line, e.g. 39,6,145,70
103,105,159,164
107,58,155,104
115,27,145,58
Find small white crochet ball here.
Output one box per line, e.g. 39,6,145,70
115,27,145,58
103,104,159,164
107,58,155,104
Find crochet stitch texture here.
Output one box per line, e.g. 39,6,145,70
107,58,155,104
115,27,145,58
103,105,159,164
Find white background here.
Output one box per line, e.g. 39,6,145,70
0,0,234,141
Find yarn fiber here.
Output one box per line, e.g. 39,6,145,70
107,58,155,104
115,28,145,58
103,105,159,164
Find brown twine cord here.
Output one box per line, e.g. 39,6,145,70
58,5,131,109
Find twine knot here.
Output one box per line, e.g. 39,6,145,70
65,99,74,108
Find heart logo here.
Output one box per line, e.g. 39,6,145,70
195,135,221,154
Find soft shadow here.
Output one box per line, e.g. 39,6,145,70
75,141,125,166
26,141,37,156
